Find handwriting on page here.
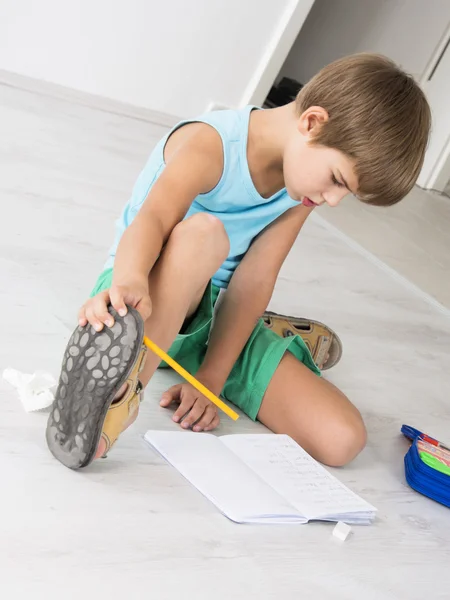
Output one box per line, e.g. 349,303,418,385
223,434,371,519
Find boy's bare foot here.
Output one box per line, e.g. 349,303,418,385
94,383,140,459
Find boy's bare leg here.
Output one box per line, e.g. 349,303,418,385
257,352,367,467
95,213,229,458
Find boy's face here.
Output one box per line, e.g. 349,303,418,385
283,107,358,208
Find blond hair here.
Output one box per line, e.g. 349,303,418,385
296,53,431,206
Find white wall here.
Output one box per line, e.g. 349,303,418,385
279,0,450,84
0,0,312,119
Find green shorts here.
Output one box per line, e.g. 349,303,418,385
91,269,321,421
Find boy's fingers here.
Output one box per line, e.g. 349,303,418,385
85,305,104,332
173,394,196,423
181,400,207,429
109,288,128,317
93,296,114,328
160,384,182,407
203,414,220,432
193,405,217,432
78,306,87,327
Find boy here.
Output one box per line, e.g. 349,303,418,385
46,53,431,470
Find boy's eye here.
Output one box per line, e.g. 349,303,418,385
332,174,345,188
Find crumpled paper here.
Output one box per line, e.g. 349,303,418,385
3,368,56,412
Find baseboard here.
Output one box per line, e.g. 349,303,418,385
0,68,181,127
205,101,231,112
241,0,315,107
312,213,450,320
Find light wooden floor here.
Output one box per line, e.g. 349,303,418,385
320,187,450,309
1,75,450,600
445,179,450,198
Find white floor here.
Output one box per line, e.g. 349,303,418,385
445,179,450,198
1,77,450,600
320,188,450,309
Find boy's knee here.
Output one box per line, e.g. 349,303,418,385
171,213,229,259
326,415,367,467
290,411,367,468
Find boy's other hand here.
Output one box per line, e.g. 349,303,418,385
78,277,152,331
160,383,220,432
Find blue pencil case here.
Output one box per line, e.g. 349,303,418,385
401,425,450,508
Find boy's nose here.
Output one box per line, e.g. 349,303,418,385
323,188,349,207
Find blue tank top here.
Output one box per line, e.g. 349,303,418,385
104,105,299,288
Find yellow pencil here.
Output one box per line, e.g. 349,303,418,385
143,336,239,421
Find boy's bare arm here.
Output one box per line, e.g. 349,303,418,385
80,124,224,329
196,204,315,394
113,124,224,287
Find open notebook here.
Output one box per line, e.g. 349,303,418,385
144,431,376,525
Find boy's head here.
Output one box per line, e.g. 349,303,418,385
283,53,431,207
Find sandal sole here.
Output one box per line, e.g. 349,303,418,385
46,307,144,469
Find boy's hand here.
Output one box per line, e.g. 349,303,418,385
78,277,152,331
160,383,220,432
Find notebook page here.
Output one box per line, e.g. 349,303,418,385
144,431,305,524
221,434,376,521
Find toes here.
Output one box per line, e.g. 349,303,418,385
95,436,107,459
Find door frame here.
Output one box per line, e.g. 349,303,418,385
418,22,450,191
240,0,315,108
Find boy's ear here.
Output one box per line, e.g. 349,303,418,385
297,106,329,137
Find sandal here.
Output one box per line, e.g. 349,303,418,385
46,306,147,469
262,311,343,370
